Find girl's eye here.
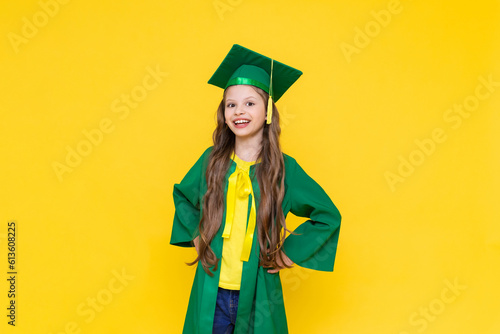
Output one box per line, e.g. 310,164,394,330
226,102,254,108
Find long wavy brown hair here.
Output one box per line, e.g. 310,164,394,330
189,86,292,276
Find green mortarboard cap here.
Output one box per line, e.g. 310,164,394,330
208,44,303,103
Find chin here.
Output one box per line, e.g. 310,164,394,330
232,129,253,137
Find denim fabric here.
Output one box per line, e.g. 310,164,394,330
212,287,240,334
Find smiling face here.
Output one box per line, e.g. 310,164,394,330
224,85,267,141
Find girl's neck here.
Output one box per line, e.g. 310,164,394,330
234,137,262,162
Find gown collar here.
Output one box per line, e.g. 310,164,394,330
230,151,261,167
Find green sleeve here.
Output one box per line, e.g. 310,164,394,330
170,147,211,248
282,158,341,271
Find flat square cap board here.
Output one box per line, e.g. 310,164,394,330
207,44,303,103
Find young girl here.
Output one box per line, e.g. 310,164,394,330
170,44,341,334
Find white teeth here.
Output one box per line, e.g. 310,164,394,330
235,120,250,124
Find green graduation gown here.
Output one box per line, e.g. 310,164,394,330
170,146,341,334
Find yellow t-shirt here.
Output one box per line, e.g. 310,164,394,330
218,153,256,290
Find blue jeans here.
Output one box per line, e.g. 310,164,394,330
212,287,240,334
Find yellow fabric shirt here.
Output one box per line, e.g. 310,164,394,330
218,153,256,290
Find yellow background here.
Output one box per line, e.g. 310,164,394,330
1,0,499,333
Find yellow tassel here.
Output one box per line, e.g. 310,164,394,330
266,59,273,125
266,95,273,125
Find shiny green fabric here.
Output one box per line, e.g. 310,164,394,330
170,146,341,334
225,76,270,94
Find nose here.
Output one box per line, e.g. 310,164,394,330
234,104,245,115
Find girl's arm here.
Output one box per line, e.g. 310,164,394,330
282,158,342,272
170,148,211,247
